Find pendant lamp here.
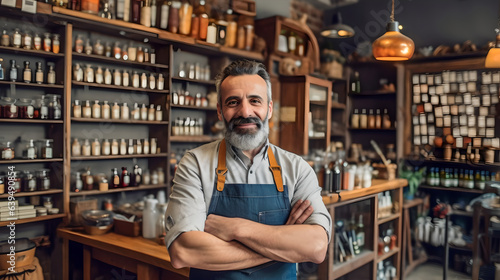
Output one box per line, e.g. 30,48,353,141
372,0,414,61
321,11,355,38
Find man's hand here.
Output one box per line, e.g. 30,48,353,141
205,214,242,242
286,199,313,225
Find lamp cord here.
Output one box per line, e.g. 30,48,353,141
391,0,395,22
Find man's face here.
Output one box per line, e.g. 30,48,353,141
217,74,273,150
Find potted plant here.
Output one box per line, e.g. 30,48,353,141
398,162,426,201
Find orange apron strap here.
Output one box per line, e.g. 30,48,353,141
216,140,228,191
268,146,284,192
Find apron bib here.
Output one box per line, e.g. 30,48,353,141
189,140,296,280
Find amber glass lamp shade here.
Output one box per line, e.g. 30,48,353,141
485,35,500,68
321,12,355,38
372,21,415,61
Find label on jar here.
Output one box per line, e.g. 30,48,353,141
2,149,12,160
27,148,35,159
44,147,52,158
28,179,36,191
123,176,130,185
43,178,50,189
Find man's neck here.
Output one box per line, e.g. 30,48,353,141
242,144,265,163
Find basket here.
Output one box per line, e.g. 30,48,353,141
0,238,36,270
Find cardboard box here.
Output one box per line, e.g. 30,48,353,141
114,219,141,237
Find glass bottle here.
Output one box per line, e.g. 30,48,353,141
72,172,83,192
150,0,157,27
367,109,375,129
123,70,130,87
128,44,137,62
23,61,32,83
122,45,129,60
25,139,37,159
73,63,83,82
159,0,170,30
111,102,120,119
382,108,391,129
131,102,140,120
33,33,42,50
121,102,129,120
148,104,155,121
151,137,157,154
72,138,81,156
82,100,92,118
104,67,112,85
37,170,50,191
144,48,150,62
9,59,18,82
359,109,367,129
225,8,237,47
123,0,130,21
143,198,158,238
2,141,14,160
244,25,253,51
157,168,165,184
143,169,151,185
155,105,162,121
42,139,53,158
12,29,21,48
131,164,142,186
119,138,127,155
22,31,32,50
0,58,4,81
132,71,140,88
47,64,56,84
82,139,91,156
91,138,101,156
141,0,152,27
375,109,382,129
92,100,101,118
149,73,156,89
105,42,112,57
116,0,125,20
114,42,121,59
101,100,110,119
93,39,104,55
140,104,148,120
151,169,159,184
137,46,144,63
84,38,93,55
35,62,44,84
100,2,112,19
128,139,135,154
296,37,305,56
168,1,181,33
1,30,10,47
121,167,130,187
39,95,48,120
43,33,51,52
178,0,192,35
82,167,94,190
206,22,217,44
113,69,121,86
141,73,147,88
351,109,360,129
136,139,142,154
85,64,94,83
74,34,84,53
95,66,104,84
52,34,60,54
50,95,61,119
111,139,120,156
157,73,164,90
132,0,142,23
73,100,82,118
18,98,34,119
110,168,120,188
143,138,150,154
351,71,361,93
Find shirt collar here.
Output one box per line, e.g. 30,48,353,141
226,139,269,167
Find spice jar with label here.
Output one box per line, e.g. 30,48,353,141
104,68,112,85
110,168,120,188
121,103,129,120
92,100,101,118
91,138,101,156
23,61,32,83
111,139,119,155
81,139,91,156
33,33,41,50
52,34,60,54
43,33,51,52
157,73,164,90
148,104,155,121
95,66,104,84
111,102,120,119
35,62,44,84
18,98,34,119
12,29,22,48
47,63,56,84
74,34,84,53
72,138,81,156
37,169,50,191
1,96,17,118
22,171,37,192
155,105,162,121
113,69,121,86
1,30,10,47
119,139,127,155
143,138,150,154
2,141,14,160
99,176,109,191
24,139,37,159
22,31,32,50
101,139,111,155
82,167,94,190
101,100,110,119
123,70,130,87
82,100,91,118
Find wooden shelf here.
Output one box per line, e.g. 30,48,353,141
332,250,374,278
378,213,399,225
0,80,64,88
71,117,168,125
405,158,500,169
72,52,169,69
376,247,400,262
72,81,168,94
171,104,217,111
349,128,396,131
418,184,484,194
71,153,168,161
0,158,63,164
172,77,216,86
0,189,63,198
0,213,66,227
170,135,222,143
70,183,168,196
0,119,63,124
450,209,474,217
0,46,65,58
310,100,328,106
348,91,396,96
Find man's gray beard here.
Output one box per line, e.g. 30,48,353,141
224,116,269,151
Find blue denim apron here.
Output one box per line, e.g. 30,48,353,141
189,140,296,280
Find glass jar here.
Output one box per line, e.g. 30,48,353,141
74,34,84,53
52,34,60,54
81,0,99,14
17,98,34,119
82,167,94,190
37,169,51,191
72,138,81,156
48,95,62,120
22,171,37,192
12,29,21,48
41,139,53,159
2,141,15,160
33,33,42,50
237,26,245,49
43,33,51,52
168,1,181,33
1,30,10,47
24,139,37,159
22,31,32,50
93,39,104,55
43,196,53,209
1,97,18,118
73,100,82,118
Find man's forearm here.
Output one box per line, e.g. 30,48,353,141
169,231,271,270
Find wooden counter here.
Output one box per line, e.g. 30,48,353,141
58,228,189,280
322,179,408,205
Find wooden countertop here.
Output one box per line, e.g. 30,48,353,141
322,179,408,205
57,228,189,277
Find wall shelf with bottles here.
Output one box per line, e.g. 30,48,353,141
418,184,485,194
170,135,222,143
0,189,63,199
0,158,63,164
70,183,169,197
376,248,400,263
72,81,168,94
0,81,64,88
172,77,216,86
71,153,168,161
0,46,65,58
378,213,399,224
348,91,396,97
171,104,217,111
71,117,168,125
72,52,169,69
330,250,374,279
349,128,397,132
0,119,64,124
